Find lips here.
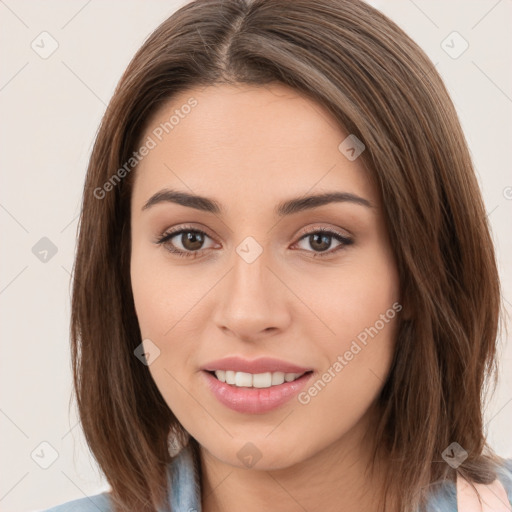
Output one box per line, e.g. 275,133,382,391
202,370,314,414
200,356,312,374
200,356,315,413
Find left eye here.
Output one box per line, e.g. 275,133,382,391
294,229,353,256
155,227,353,258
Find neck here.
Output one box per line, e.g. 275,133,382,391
199,407,393,512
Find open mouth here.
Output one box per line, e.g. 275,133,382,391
202,369,315,414
206,369,314,388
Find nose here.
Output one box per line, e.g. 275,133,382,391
212,247,291,342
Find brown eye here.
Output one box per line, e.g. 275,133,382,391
295,228,353,257
179,231,205,251
156,228,217,258
307,233,332,252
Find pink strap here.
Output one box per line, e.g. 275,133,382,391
456,473,511,511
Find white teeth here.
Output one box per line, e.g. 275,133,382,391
215,370,226,382
253,372,272,388
213,370,305,388
235,371,252,387
271,372,285,385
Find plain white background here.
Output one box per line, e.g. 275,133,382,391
0,1,511,511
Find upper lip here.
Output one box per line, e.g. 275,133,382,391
201,356,313,374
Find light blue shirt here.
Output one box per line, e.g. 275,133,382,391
42,445,512,511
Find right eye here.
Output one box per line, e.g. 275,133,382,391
155,227,218,258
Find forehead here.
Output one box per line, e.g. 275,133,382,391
131,83,376,211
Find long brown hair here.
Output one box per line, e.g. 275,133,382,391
70,0,504,510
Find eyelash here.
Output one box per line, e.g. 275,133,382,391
154,224,353,259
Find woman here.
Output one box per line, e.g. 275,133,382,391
42,0,512,511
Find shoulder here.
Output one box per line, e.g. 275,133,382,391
40,491,111,512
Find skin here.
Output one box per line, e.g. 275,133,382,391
130,83,401,512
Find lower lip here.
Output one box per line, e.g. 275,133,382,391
202,370,314,414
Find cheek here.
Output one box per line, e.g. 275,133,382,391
296,246,399,412
130,241,199,340
296,300,399,450
301,243,400,354
130,243,216,392
130,250,200,418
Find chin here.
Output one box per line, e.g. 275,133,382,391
200,434,315,471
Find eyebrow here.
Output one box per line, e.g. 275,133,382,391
141,188,373,216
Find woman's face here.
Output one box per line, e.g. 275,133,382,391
130,83,401,469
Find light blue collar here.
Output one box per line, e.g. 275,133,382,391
166,442,202,512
